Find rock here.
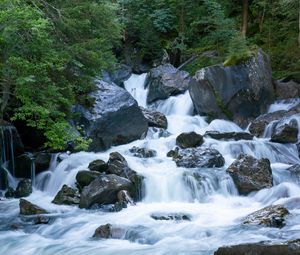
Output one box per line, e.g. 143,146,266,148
214,240,300,255
129,146,157,158
226,155,273,194
243,204,289,228
275,79,300,99
73,80,148,151
112,201,128,212
14,154,32,179
33,216,51,225
145,64,197,103
88,159,108,173
34,152,52,174
76,170,101,190
172,147,225,168
19,199,48,215
4,187,15,198
140,107,168,129
15,179,32,198
110,64,132,87
286,164,300,183
79,174,133,209
271,119,298,143
175,132,204,149
204,131,253,141
52,185,80,205
151,213,191,221
0,167,8,190
189,49,274,127
93,224,115,239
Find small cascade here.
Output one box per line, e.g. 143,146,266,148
0,126,15,176
268,98,300,113
124,73,148,107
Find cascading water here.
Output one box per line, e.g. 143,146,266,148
0,126,15,176
1,74,300,255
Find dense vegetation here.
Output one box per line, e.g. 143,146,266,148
1,0,299,149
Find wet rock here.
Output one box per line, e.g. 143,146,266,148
52,185,80,205
275,79,300,99
129,146,157,158
166,147,179,158
226,155,273,194
14,154,32,179
286,164,300,183
176,132,204,149
76,170,101,190
172,147,225,168
19,199,48,215
243,204,289,228
214,240,300,255
140,107,168,129
79,174,133,209
145,64,196,103
34,152,52,174
147,127,171,138
110,64,132,87
204,131,253,141
73,80,148,151
189,49,274,127
4,187,15,198
33,216,51,225
15,179,32,198
88,159,108,173
93,224,125,239
112,201,128,212
151,213,191,221
271,119,298,143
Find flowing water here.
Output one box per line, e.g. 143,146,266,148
1,75,300,255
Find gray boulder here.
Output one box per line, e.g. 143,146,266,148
73,80,148,151
226,155,273,194
15,179,32,198
88,159,107,173
52,185,80,205
19,199,48,215
243,204,289,228
170,147,225,168
271,119,298,143
189,49,274,127
140,107,168,129
76,170,101,190
110,64,132,87
79,174,133,209
129,146,157,158
145,64,197,103
34,152,52,174
176,132,204,149
275,79,300,99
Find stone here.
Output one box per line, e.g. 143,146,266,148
15,179,32,198
140,107,168,129
226,154,273,194
88,159,108,173
175,132,204,149
275,79,300,99
76,170,101,190
151,213,191,221
204,131,253,141
129,146,157,158
271,119,298,143
52,185,80,205
19,199,48,215
4,187,15,198
110,64,132,87
34,152,52,174
243,204,289,228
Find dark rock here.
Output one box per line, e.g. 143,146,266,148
93,224,115,238
76,170,101,190
52,185,80,205
214,240,300,255
88,159,108,173
129,146,157,158
176,132,204,149
172,147,225,168
271,119,298,143
145,64,197,103
0,167,8,190
19,199,48,215
15,179,32,198
14,154,32,179
151,213,191,221
166,147,179,158
73,80,148,151
112,201,128,212
79,174,133,209
4,187,15,198
34,152,52,174
275,79,300,99
110,65,132,87
189,49,274,127
243,204,289,228
226,155,273,194
204,131,253,141
33,216,51,225
140,107,168,129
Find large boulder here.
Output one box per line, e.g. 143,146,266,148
214,240,300,255
170,147,225,168
14,154,32,179
189,49,274,127
145,64,197,103
88,159,108,173
19,199,48,215
73,80,148,151
176,132,204,149
140,107,168,129
271,119,298,143
275,79,300,99
226,155,273,194
243,204,289,228
110,65,132,87
15,179,32,198
204,131,253,141
79,174,133,209
34,152,52,174
52,185,80,205
76,170,101,190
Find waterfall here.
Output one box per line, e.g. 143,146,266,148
0,126,15,176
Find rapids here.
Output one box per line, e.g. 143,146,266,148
1,74,300,255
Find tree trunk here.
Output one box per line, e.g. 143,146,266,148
298,3,300,47
241,0,249,37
